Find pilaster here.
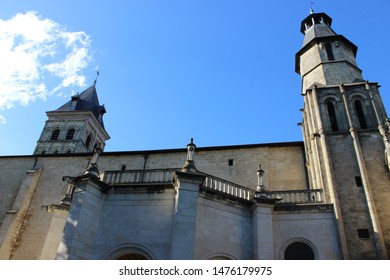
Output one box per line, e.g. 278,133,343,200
55,174,108,260
251,202,275,259
169,171,204,259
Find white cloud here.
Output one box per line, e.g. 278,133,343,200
0,11,92,116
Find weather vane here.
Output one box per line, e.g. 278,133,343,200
310,1,315,13
93,67,100,87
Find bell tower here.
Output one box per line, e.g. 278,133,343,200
34,82,110,154
296,10,390,259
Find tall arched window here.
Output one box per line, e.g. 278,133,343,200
354,100,368,129
50,129,61,140
326,101,339,132
66,128,75,140
284,242,315,260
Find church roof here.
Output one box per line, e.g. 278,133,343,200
52,84,106,127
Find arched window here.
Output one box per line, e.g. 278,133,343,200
50,129,60,140
284,242,315,260
205,252,236,260
208,256,232,260
66,128,75,140
354,100,368,129
326,101,339,132
85,134,92,148
101,244,155,260
116,253,148,260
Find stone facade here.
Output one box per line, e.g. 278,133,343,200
0,10,389,260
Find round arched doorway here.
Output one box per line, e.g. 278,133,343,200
284,241,315,260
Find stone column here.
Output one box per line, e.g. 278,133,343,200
169,171,204,260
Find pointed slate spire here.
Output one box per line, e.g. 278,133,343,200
54,82,106,127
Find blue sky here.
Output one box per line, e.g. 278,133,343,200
0,0,389,155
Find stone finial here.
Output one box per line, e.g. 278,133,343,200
60,176,75,206
253,164,282,204
182,138,197,173
85,144,103,177
255,164,266,194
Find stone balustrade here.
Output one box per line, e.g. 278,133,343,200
102,169,324,204
200,173,254,201
102,168,179,185
268,189,324,204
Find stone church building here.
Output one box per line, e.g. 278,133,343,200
1,10,390,260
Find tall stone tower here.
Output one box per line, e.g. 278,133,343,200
296,10,390,259
34,82,110,154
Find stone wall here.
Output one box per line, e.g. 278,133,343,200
0,157,36,228
273,207,341,259
0,155,90,259
360,133,390,258
327,134,378,259
0,142,329,260
92,188,175,259
98,142,308,191
195,195,252,259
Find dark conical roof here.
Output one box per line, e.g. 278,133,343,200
54,84,106,127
